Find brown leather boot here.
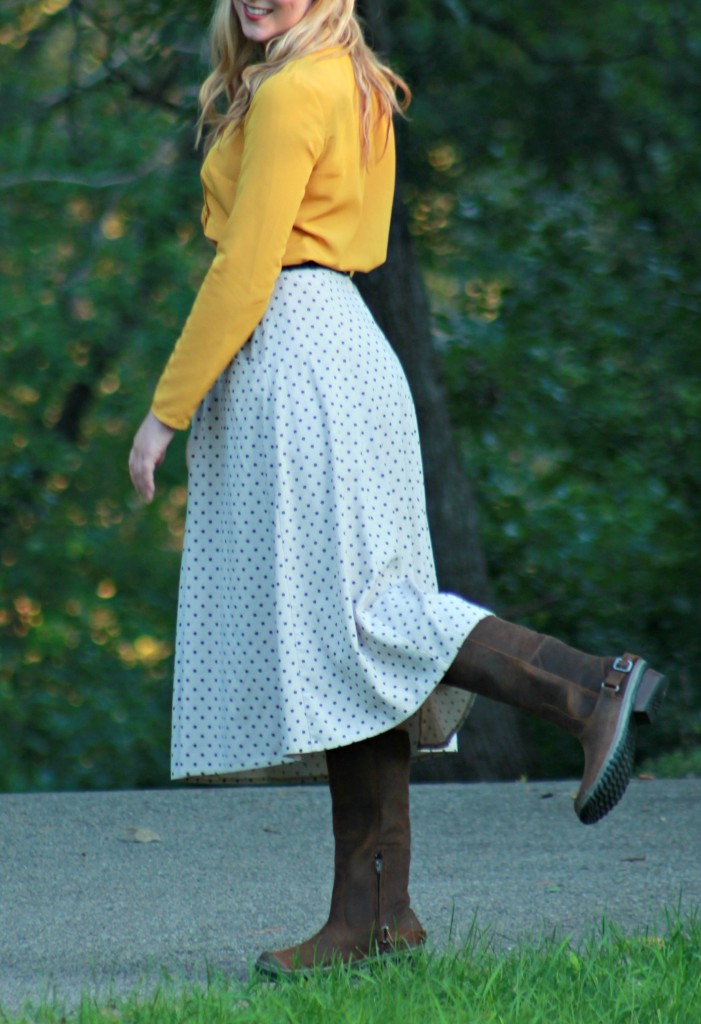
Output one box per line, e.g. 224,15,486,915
255,730,426,977
443,616,668,825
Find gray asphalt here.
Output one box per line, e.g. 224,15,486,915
1,779,699,1013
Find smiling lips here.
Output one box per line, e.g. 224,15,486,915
242,3,274,18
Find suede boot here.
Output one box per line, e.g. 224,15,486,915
443,616,668,824
255,730,425,977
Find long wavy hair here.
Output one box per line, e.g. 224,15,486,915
196,0,410,158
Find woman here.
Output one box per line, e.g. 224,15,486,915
129,0,668,976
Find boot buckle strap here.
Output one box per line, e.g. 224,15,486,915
602,656,636,695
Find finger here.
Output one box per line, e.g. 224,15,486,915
137,470,155,503
129,450,156,503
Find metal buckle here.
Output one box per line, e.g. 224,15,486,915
601,679,621,694
613,657,634,674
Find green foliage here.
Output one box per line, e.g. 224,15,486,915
642,746,701,779
5,914,701,1022
0,0,204,789
387,0,701,776
1,0,700,789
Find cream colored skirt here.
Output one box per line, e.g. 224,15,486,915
171,267,489,783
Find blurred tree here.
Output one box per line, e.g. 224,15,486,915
0,0,207,789
1,0,699,790
383,0,701,775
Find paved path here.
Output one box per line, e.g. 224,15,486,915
1,779,699,1013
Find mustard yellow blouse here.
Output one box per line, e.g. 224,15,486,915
151,48,396,430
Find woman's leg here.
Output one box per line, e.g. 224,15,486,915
443,615,668,824
256,730,425,977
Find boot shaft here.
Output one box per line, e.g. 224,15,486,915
444,616,611,735
325,730,414,940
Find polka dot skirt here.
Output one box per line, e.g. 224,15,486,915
171,268,490,784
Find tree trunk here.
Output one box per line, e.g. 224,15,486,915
355,198,534,782
355,0,536,781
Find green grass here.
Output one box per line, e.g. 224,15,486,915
641,747,701,780
5,914,701,1024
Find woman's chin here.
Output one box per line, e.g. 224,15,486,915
240,24,274,43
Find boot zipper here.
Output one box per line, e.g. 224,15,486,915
375,852,390,951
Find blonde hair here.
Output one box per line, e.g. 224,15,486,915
196,0,410,158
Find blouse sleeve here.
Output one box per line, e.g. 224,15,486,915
151,72,326,430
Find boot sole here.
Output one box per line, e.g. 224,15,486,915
576,660,656,825
255,943,423,980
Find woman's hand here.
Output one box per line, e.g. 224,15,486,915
128,411,176,503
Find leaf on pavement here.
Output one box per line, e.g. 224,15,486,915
120,826,161,843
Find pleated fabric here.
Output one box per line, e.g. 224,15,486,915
171,267,489,783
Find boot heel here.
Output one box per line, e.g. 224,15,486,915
633,668,668,724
